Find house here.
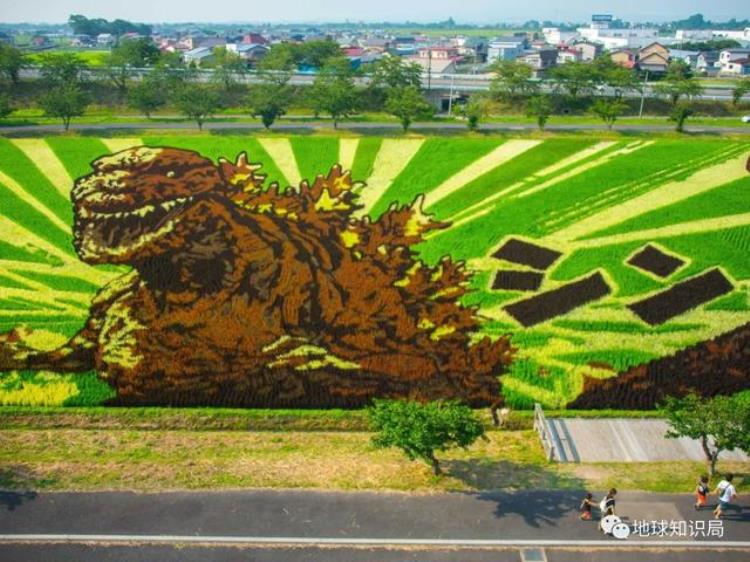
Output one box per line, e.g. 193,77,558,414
487,36,526,61
228,43,269,63
696,51,720,74
241,33,268,45
557,47,581,64
637,43,671,73
570,41,601,61
720,57,750,76
416,46,459,60
195,37,226,50
668,49,700,67
70,34,95,48
542,27,579,45
518,49,557,77
719,48,750,66
408,56,457,75
183,47,215,65
610,49,637,69
96,33,114,46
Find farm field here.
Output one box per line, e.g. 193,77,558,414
0,134,749,409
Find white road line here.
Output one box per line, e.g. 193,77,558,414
0,535,748,548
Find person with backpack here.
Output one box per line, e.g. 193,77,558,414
579,492,595,520
714,473,737,519
694,475,709,510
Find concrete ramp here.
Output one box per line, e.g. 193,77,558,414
544,418,750,463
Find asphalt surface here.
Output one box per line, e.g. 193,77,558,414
1,120,750,135
0,489,747,561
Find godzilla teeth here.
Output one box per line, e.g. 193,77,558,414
80,196,194,220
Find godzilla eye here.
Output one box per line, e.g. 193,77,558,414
166,171,176,178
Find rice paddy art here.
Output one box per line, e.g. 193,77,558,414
1,135,749,409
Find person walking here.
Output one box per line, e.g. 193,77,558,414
579,492,595,520
714,473,737,519
695,475,709,510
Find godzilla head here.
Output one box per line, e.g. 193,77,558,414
71,146,230,265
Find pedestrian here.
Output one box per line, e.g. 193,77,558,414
600,488,617,516
598,488,617,533
579,492,595,520
695,475,710,510
713,473,737,519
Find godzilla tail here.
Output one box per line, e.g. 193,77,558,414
0,328,95,373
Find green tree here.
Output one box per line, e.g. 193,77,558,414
460,94,492,131
670,102,694,132
210,47,248,91
309,57,358,127
0,43,24,85
0,93,13,119
296,39,342,68
653,61,704,106
592,57,641,99
662,394,750,477
525,94,553,130
39,82,89,130
247,81,292,129
732,79,750,107
367,400,485,475
38,52,86,85
591,98,628,130
127,74,166,118
385,86,433,131
173,85,222,130
371,56,422,90
104,38,160,99
550,61,594,100
489,59,538,101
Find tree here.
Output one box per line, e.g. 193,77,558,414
0,93,12,119
309,57,358,127
371,56,422,90
550,61,594,100
385,86,432,131
591,98,628,130
525,95,553,130
296,39,342,68
0,43,24,85
489,59,538,101
592,57,640,99
127,74,166,118
662,394,750,477
653,61,704,106
367,400,485,475
38,52,86,85
173,85,222,130
670,102,694,132
460,94,492,131
732,79,750,107
39,82,89,130
247,81,292,129
210,47,247,91
104,38,160,99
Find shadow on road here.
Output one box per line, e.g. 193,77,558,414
0,490,38,511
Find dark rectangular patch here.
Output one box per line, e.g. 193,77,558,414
628,268,734,325
492,270,544,291
492,238,562,270
627,244,685,278
503,272,611,327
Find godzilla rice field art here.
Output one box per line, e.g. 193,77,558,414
0,146,512,407
1,136,750,409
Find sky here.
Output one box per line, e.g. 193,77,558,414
0,0,747,24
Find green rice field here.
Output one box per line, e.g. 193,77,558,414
1,135,749,408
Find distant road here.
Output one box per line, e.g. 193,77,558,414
2,120,750,135
17,68,750,102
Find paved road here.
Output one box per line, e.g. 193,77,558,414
0,489,747,561
1,120,749,135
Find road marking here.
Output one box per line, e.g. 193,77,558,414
0,535,748,548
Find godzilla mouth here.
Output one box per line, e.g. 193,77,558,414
74,196,195,262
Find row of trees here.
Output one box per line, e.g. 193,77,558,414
2,39,749,131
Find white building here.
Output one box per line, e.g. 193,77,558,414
487,36,526,61
542,27,579,45
576,14,661,49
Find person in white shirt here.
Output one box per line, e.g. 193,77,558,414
713,473,737,519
